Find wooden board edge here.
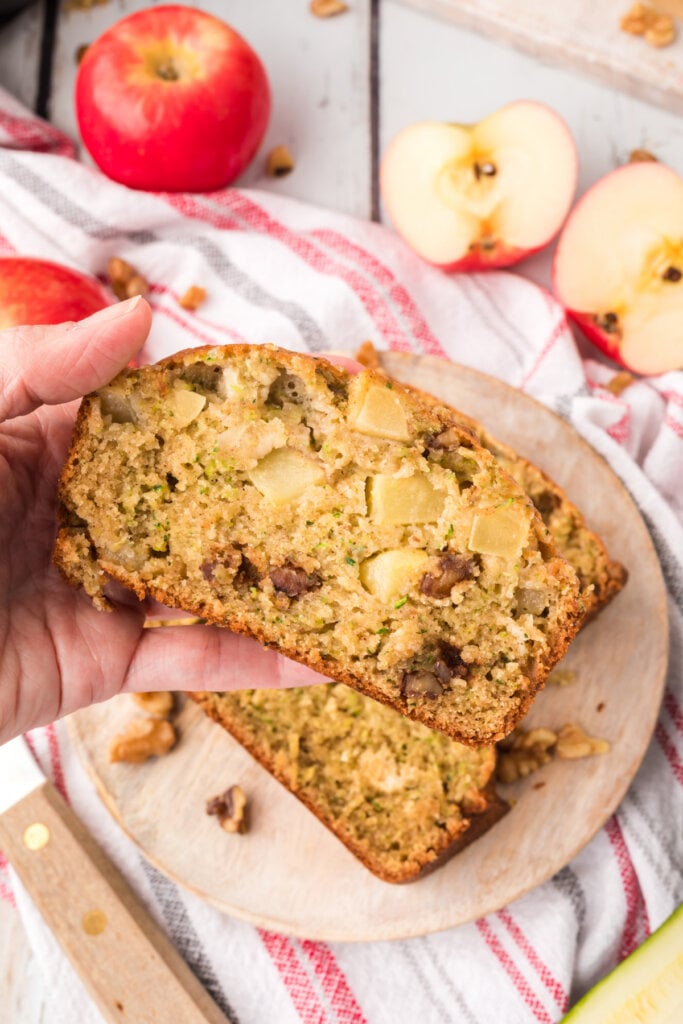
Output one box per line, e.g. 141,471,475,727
396,0,683,115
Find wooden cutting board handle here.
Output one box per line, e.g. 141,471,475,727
0,781,230,1024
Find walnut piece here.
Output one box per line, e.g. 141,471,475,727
401,670,443,699
109,718,176,764
270,563,322,597
310,0,348,17
620,4,676,46
179,285,207,311
606,371,636,396
107,257,150,301
355,340,381,370
497,727,557,783
497,721,609,782
420,554,475,598
547,669,576,687
555,723,611,759
621,3,650,33
266,145,295,178
132,692,175,717
645,15,676,45
629,148,658,163
206,785,248,834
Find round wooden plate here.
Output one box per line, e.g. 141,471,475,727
68,354,668,942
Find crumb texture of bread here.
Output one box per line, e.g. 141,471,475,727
435,412,627,620
55,344,583,745
355,345,627,621
192,683,506,883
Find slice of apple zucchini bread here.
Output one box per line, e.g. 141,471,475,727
192,682,507,883
55,344,583,746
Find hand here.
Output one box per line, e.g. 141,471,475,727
0,298,325,745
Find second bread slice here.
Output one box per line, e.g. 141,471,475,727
193,683,507,883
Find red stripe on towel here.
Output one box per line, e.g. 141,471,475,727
476,918,553,1023
605,816,651,961
300,940,368,1024
496,910,568,1013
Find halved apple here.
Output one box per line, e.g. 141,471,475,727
554,162,683,376
380,101,577,271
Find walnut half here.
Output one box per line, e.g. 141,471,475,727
497,727,557,783
109,718,176,764
555,723,611,759
620,4,676,47
132,692,175,717
496,723,609,783
179,285,207,311
107,257,150,301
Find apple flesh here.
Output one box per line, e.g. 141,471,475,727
381,101,577,271
0,257,111,331
554,162,683,376
75,4,271,192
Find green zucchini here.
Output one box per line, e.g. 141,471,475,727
562,904,683,1023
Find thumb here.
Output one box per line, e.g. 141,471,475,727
0,295,152,423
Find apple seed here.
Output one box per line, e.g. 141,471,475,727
662,266,682,283
473,161,497,181
595,311,620,335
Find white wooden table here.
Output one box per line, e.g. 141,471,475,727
1,0,683,1018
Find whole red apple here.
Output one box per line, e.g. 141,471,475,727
554,162,683,376
75,5,271,192
381,101,577,272
0,257,112,331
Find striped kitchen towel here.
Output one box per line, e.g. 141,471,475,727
0,87,682,1024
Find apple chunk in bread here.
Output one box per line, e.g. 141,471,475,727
360,549,431,603
249,447,325,504
468,504,530,561
367,473,444,526
167,387,206,428
381,101,577,271
347,376,410,440
554,162,683,376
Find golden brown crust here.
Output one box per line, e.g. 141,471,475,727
190,690,508,883
53,548,579,747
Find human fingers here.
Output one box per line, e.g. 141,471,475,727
0,295,151,423
121,625,328,695
318,352,364,374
